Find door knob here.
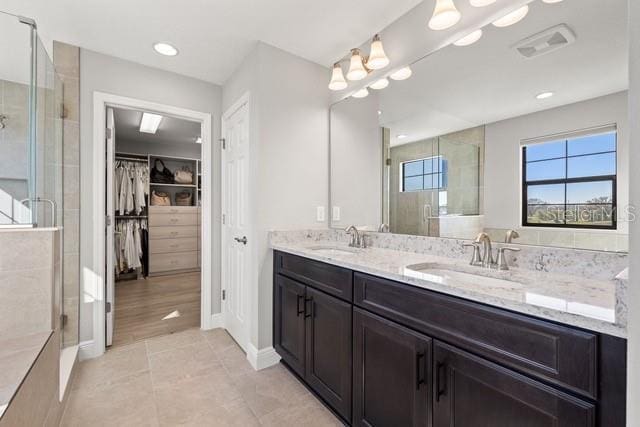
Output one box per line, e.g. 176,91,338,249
234,236,248,245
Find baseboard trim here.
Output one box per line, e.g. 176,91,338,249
246,344,281,371
207,313,224,329
78,340,98,361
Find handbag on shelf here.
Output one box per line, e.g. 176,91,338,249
151,190,171,206
150,159,174,184
174,166,194,184
175,191,193,206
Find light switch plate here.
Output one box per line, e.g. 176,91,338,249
332,206,341,221
316,206,325,222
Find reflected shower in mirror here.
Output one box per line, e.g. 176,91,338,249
329,0,628,252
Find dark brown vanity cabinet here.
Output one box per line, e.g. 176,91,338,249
273,251,626,426
273,260,352,422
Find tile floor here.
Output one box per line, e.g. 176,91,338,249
60,328,342,426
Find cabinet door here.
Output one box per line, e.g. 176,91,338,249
353,308,431,427
274,275,306,376
305,287,352,422
433,341,595,427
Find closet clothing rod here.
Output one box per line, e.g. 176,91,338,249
115,156,148,163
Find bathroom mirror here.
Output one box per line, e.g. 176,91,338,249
330,0,629,252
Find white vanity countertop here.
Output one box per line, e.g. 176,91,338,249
271,241,626,338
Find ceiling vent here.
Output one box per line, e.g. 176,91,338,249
512,24,576,59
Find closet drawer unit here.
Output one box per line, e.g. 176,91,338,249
149,226,198,240
150,237,197,254
149,206,199,215
150,251,198,273
149,213,198,227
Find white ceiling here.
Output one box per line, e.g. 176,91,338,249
0,0,424,85
363,0,629,146
113,108,201,146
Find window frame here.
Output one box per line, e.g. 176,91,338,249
521,130,617,230
400,155,447,192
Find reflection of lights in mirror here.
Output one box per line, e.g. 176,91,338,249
470,0,496,6
492,5,529,27
390,66,412,81
454,29,483,46
370,78,389,90
536,92,554,100
351,88,369,99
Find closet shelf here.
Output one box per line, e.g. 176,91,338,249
150,183,197,188
116,215,148,219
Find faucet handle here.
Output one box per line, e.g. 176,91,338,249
463,242,482,266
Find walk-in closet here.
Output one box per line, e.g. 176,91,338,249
107,107,203,347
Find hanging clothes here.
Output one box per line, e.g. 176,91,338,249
114,218,147,276
114,159,148,216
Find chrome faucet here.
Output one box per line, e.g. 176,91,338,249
345,225,365,248
474,232,494,268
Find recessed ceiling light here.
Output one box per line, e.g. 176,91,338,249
377,110,383,115
370,78,390,90
139,112,163,134
195,137,202,144
390,66,412,81
454,29,483,46
397,134,408,139
492,5,529,27
536,92,554,100
153,42,178,56
352,88,369,99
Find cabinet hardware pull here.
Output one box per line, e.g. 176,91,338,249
416,352,426,389
436,362,447,402
304,296,313,318
296,295,305,317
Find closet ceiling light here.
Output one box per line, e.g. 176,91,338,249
367,35,390,70
139,112,163,134
536,91,554,99
389,66,412,81
469,0,496,6
347,49,368,81
370,78,389,90
352,88,369,98
328,63,348,91
428,0,462,31
454,29,483,46
153,42,178,56
492,5,529,27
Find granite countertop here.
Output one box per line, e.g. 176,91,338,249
271,240,626,338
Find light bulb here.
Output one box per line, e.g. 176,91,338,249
389,66,412,81
470,0,495,6
454,29,483,46
347,49,368,81
328,63,348,91
492,5,529,27
428,0,462,31
367,35,390,70
352,88,369,98
370,78,389,90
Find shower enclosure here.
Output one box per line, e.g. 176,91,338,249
0,11,78,349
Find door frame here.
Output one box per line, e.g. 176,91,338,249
90,91,213,358
220,91,252,353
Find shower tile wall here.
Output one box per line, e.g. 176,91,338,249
53,41,80,347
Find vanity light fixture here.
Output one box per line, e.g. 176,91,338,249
428,0,462,31
352,88,369,98
492,5,529,27
536,91,554,100
139,112,163,134
367,35,390,70
328,63,348,91
347,49,368,81
389,66,412,81
469,0,496,6
370,78,390,90
454,29,483,46
153,42,178,56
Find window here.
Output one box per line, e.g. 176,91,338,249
522,127,617,229
401,156,448,192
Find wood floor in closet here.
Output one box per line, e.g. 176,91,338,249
112,272,201,348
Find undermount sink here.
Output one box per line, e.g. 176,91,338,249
404,263,523,289
307,245,360,256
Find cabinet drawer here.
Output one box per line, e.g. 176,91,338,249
149,226,198,240
274,251,353,302
149,206,199,215
149,213,198,227
150,237,197,254
150,251,198,273
354,272,598,398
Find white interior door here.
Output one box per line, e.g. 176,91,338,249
222,99,250,351
105,107,116,347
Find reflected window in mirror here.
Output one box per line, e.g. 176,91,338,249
401,156,448,192
522,126,617,229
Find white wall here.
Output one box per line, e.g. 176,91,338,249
330,95,382,230
222,42,330,350
116,138,202,159
79,49,222,343
627,0,639,421
484,91,629,234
